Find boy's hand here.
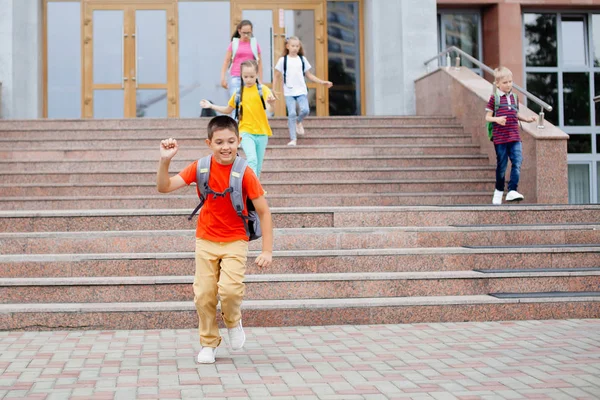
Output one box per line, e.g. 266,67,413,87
323,81,333,88
495,116,507,126
160,138,178,160
526,115,537,123
255,251,272,268
199,99,213,109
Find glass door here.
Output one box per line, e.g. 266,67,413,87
232,1,327,116
82,3,178,118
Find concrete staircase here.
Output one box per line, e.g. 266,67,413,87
0,117,598,330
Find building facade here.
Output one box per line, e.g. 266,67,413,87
0,0,599,203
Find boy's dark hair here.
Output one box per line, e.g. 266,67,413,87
207,115,239,140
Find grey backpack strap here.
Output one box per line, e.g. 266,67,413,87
188,155,212,220
229,156,250,237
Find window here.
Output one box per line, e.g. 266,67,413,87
438,11,482,71
524,12,600,203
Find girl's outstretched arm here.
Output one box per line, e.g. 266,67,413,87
200,99,234,115
305,71,333,88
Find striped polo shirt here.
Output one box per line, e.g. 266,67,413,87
486,90,521,145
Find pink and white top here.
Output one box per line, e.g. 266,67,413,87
227,40,262,77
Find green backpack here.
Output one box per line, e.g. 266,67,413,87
487,92,518,141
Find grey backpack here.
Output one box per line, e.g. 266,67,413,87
187,155,262,241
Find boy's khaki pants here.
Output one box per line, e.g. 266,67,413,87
193,238,248,348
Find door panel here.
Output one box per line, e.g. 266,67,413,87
83,3,177,118
232,1,327,116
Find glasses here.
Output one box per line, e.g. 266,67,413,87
240,31,252,36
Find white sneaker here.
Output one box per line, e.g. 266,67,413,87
287,140,297,146
492,189,503,205
506,190,524,202
228,320,246,350
197,347,217,364
296,122,305,135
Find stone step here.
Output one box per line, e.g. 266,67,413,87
0,167,496,184
0,192,521,210
2,225,598,254
0,179,494,197
0,116,457,130
0,155,491,173
1,296,597,330
1,271,598,304
0,126,466,140
4,135,473,150
0,144,484,161
2,205,598,232
1,247,597,278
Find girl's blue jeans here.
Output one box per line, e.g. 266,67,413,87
285,94,310,140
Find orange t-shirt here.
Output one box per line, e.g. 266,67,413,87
178,157,265,242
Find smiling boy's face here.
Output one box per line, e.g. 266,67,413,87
205,128,241,165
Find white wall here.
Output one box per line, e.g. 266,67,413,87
364,0,437,115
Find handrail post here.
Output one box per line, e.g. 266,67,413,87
455,56,461,70
537,109,545,129
446,53,451,69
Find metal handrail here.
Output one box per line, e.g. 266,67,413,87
424,46,552,129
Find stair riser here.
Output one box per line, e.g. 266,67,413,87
0,182,493,197
0,157,491,172
0,169,495,184
0,194,498,210
0,126,465,139
2,302,598,331
1,251,597,278
5,136,472,149
2,209,598,233
2,229,598,254
0,146,482,161
2,276,597,303
0,117,457,130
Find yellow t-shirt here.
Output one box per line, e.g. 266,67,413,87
228,84,272,136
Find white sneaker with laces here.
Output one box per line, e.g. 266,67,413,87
287,140,297,146
492,189,503,205
506,190,524,202
228,320,246,350
296,122,305,135
197,347,218,364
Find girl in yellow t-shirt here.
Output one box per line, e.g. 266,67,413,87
201,60,276,177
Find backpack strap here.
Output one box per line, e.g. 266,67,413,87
511,92,519,111
229,156,251,238
230,38,240,63
283,55,288,85
250,37,259,61
188,155,212,220
258,82,266,110
301,56,306,76
493,91,501,115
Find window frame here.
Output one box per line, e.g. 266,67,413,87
437,8,483,75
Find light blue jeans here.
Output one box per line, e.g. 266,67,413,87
240,133,269,177
285,94,310,140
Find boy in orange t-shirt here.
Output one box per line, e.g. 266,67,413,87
157,115,273,364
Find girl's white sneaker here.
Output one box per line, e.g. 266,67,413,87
287,140,297,146
296,122,305,135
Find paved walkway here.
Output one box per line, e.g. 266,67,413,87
0,319,599,400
